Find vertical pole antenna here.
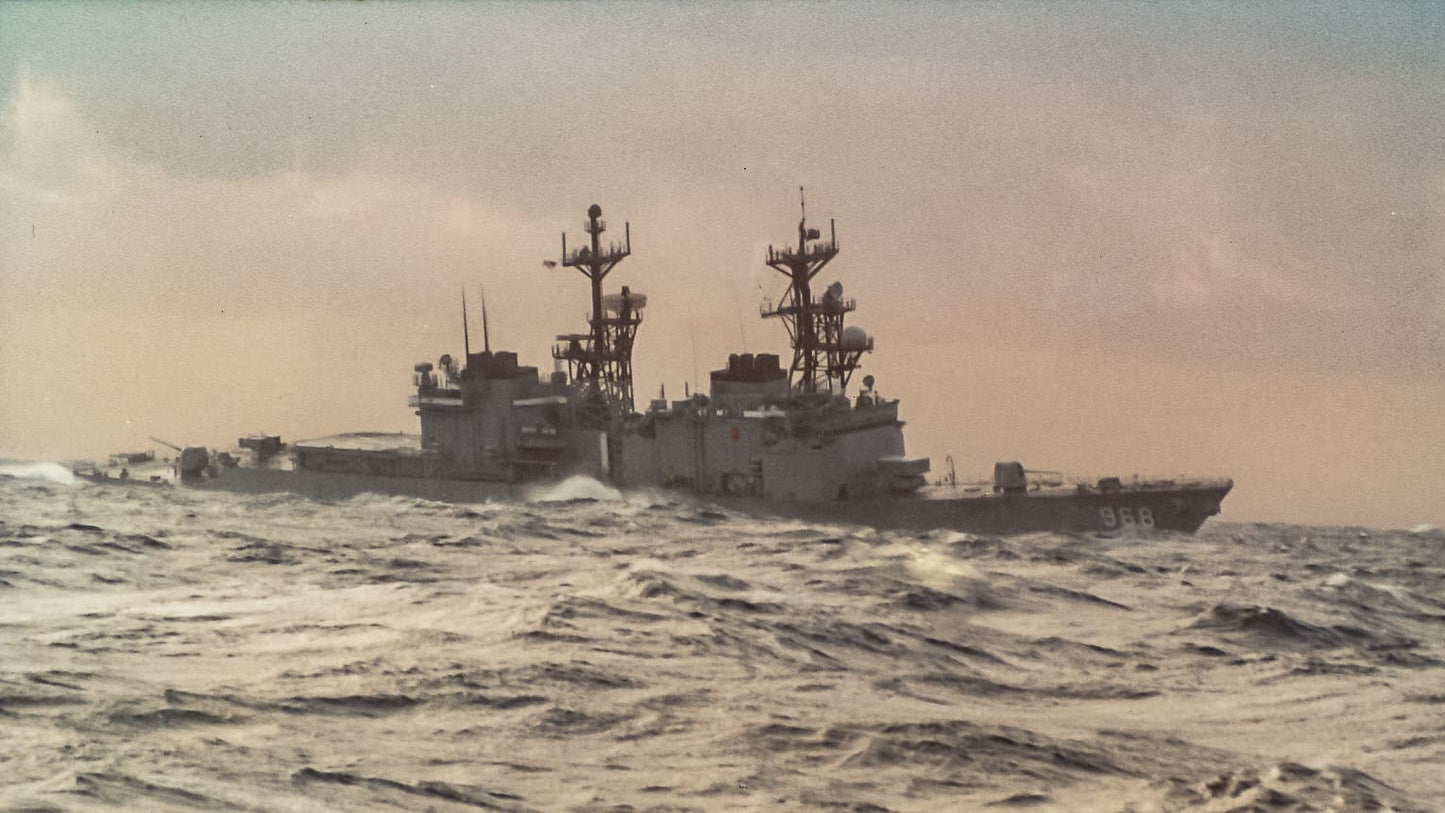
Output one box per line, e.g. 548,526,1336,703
461,287,471,358
480,284,491,353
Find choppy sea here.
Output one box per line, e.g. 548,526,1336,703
2,462,1442,811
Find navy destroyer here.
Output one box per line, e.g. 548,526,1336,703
77,200,1232,535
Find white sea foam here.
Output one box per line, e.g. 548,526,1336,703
529,475,622,503
0,461,75,485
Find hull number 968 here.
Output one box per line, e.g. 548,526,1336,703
1100,506,1154,529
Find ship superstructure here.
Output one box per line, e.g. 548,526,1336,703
610,193,929,502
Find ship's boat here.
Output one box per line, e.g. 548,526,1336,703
85,199,1231,535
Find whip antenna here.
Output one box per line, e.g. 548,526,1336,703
481,284,491,353
461,287,471,357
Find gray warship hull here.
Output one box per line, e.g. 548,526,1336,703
79,452,1231,537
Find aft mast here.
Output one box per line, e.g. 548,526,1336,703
761,189,871,394
551,204,645,423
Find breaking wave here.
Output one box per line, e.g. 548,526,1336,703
0,460,75,485
527,474,622,503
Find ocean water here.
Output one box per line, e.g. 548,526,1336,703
1,467,1442,811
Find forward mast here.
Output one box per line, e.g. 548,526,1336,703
551,204,645,424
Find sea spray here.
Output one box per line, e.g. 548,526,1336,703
0,460,76,486
528,475,623,503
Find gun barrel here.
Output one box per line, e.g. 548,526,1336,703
149,436,183,452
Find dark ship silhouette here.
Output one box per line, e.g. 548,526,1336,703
79,198,1232,535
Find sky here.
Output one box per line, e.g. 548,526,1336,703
2,2,1442,528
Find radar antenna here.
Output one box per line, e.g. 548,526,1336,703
760,189,872,393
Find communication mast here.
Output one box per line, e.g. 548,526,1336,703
550,204,645,420
761,189,872,393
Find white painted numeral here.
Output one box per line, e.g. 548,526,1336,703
1101,506,1156,530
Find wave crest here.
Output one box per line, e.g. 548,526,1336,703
0,460,76,485
528,475,622,503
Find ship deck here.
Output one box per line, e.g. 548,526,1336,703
910,477,1235,502
290,432,426,455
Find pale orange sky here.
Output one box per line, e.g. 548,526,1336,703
2,3,1442,528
